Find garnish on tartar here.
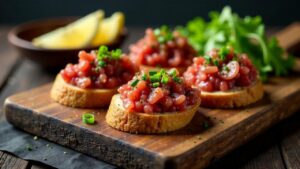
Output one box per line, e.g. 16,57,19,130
82,113,95,124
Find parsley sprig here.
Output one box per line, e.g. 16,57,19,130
154,25,174,44
130,69,181,88
97,46,122,68
177,6,295,81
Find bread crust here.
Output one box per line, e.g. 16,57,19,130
140,64,186,75
200,80,264,108
50,74,117,108
106,94,201,134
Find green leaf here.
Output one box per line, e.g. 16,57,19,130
178,6,295,81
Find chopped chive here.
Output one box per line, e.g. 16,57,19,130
204,55,212,64
158,36,165,44
168,69,177,77
141,74,147,80
152,82,160,87
213,60,219,66
98,46,109,59
223,66,230,72
111,49,122,59
98,60,106,67
219,47,229,61
149,70,157,76
154,29,160,36
150,76,160,83
173,77,182,83
161,75,169,84
82,113,95,124
130,79,139,87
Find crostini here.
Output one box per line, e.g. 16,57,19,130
183,47,264,108
128,26,196,74
106,69,201,133
51,46,136,108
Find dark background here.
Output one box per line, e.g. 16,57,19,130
0,0,299,26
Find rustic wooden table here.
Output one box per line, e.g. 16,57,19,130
0,26,299,169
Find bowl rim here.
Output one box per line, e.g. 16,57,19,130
8,17,127,52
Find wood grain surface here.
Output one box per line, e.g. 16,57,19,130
4,73,300,169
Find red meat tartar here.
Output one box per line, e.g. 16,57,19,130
183,47,258,92
129,26,196,70
118,69,201,113
60,46,136,89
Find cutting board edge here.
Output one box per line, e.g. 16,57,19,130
4,97,169,169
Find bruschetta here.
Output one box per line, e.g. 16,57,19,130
128,26,196,74
183,47,264,108
106,69,201,133
50,46,136,108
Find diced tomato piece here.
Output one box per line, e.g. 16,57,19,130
79,50,95,62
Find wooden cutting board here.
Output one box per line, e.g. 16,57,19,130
4,24,300,169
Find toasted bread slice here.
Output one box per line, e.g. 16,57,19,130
140,64,186,75
50,74,117,108
106,94,201,134
200,80,264,108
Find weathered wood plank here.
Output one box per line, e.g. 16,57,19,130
280,112,300,169
0,60,54,169
4,74,300,169
207,118,288,169
0,60,54,122
0,151,29,169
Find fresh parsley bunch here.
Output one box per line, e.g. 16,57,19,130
177,6,295,81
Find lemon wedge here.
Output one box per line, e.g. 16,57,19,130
33,10,104,49
91,12,125,46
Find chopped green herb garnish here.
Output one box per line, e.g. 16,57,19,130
98,60,106,67
150,75,160,83
168,69,177,77
161,75,169,84
219,47,229,61
154,25,173,44
82,113,95,124
173,77,182,83
204,55,212,64
149,70,158,76
152,82,160,87
223,66,230,72
213,60,219,66
141,73,147,80
97,45,122,68
98,46,110,58
177,6,295,81
130,79,139,87
111,49,122,59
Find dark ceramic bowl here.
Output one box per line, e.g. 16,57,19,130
8,17,127,69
